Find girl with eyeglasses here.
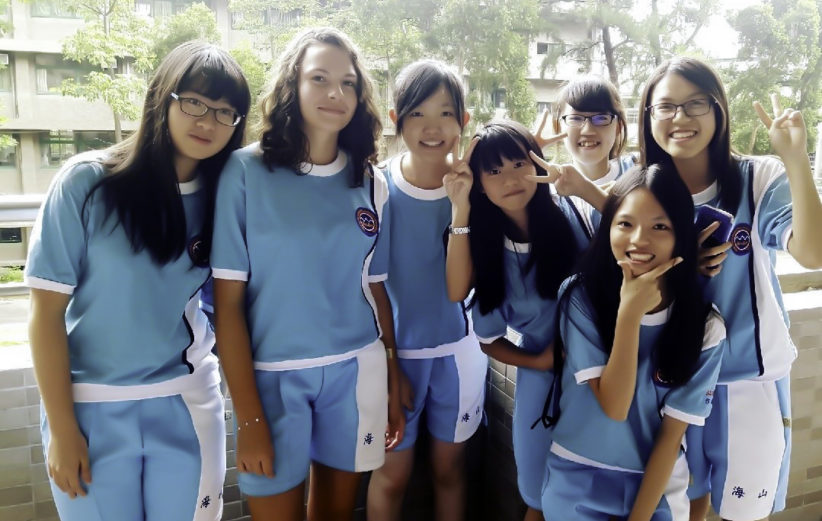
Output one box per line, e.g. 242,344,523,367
639,56,822,521
211,27,403,521
531,77,635,241
25,42,250,521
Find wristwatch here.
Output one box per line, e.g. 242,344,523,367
449,225,470,235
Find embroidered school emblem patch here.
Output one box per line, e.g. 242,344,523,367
730,224,752,255
355,208,378,236
188,235,209,267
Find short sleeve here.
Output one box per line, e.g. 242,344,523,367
662,309,726,425
368,167,390,281
211,152,250,281
753,157,792,251
24,161,100,294
471,304,508,344
559,282,608,384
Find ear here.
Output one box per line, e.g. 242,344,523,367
389,109,398,125
462,111,470,127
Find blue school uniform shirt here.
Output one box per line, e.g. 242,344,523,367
24,152,214,386
566,154,635,246
211,144,388,365
693,156,794,382
370,155,469,350
551,279,726,472
470,193,581,351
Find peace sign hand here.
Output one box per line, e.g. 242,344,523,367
618,257,683,316
754,94,807,161
443,137,479,216
533,110,568,149
526,150,593,198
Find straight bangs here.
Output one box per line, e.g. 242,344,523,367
470,124,546,177
394,60,465,133
563,79,619,114
177,52,251,116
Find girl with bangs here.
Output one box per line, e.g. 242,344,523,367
211,28,403,521
540,163,725,521
539,76,635,236
366,59,487,521
638,57,822,521
26,42,250,521
463,120,586,521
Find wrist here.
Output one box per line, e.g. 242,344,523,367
451,207,470,225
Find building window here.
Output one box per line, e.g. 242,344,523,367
492,89,506,109
0,134,18,168
536,102,552,115
0,60,11,92
536,42,549,55
39,131,117,167
31,0,81,18
35,54,88,94
0,228,22,243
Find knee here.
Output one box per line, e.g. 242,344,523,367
431,457,464,489
370,464,412,497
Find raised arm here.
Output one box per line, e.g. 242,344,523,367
755,95,822,268
444,138,478,301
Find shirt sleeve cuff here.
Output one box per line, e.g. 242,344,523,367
25,275,74,295
661,404,706,426
574,366,604,384
211,268,249,282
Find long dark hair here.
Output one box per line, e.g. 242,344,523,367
540,163,710,428
258,27,381,187
638,57,741,211
468,120,578,315
552,76,628,159
393,59,466,134
84,41,250,265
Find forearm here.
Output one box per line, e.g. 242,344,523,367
480,338,553,370
784,156,822,268
368,282,401,395
214,280,264,422
594,306,641,421
28,291,77,434
628,417,688,521
578,181,608,213
446,207,474,302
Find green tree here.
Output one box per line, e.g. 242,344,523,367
538,0,717,94
152,2,221,62
724,0,821,154
59,0,154,142
428,0,539,125
230,41,268,138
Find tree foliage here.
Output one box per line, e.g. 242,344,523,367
724,0,821,154
152,2,221,62
59,0,155,141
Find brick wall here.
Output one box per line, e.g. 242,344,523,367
1,297,820,521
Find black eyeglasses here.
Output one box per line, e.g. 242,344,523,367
646,98,715,121
560,113,616,127
171,93,244,127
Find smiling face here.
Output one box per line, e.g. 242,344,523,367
479,153,538,219
610,187,676,277
297,43,359,137
395,85,464,161
560,104,620,172
167,90,239,172
649,73,716,164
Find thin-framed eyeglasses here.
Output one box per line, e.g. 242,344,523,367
646,98,715,121
560,113,616,127
171,93,244,127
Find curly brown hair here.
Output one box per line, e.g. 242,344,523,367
257,27,382,187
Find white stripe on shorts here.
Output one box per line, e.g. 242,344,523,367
664,454,690,521
354,341,388,471
452,335,487,443
180,384,226,521
719,380,785,520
